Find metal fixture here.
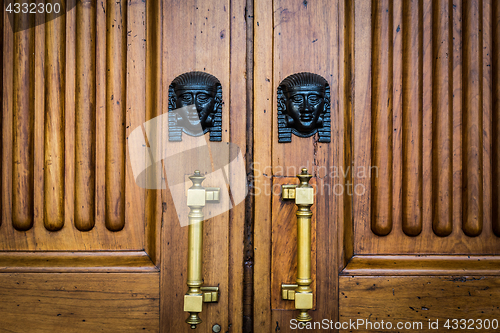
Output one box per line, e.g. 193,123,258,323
168,71,223,141
280,168,314,321
277,72,331,143
184,170,220,329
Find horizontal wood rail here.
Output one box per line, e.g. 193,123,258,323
0,251,158,273
0,272,159,331
341,255,500,276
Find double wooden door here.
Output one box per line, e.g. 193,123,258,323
1,0,499,332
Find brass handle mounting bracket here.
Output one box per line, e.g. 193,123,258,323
280,168,314,322
184,171,220,329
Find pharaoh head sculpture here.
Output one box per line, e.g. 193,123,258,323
277,72,331,143
168,71,222,141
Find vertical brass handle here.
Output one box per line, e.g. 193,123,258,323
281,168,314,322
184,171,220,329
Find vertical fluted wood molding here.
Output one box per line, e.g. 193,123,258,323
145,0,162,261
44,2,66,231
0,0,2,228
431,0,453,237
75,0,96,231
105,0,126,231
492,0,500,236
371,0,393,236
401,0,423,236
12,15,35,231
463,0,483,237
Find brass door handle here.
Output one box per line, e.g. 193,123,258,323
281,168,314,322
184,171,220,329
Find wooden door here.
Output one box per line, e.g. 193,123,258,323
1,0,247,332
251,0,500,332
159,0,248,332
2,0,500,332
252,0,342,331
1,1,160,331
338,1,500,332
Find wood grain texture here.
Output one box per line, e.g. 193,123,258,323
314,1,341,329
353,0,373,251
65,0,77,238
253,0,273,331
0,0,3,228
342,255,500,276
0,251,158,273
402,0,423,237
0,0,146,251
272,1,336,178
340,276,500,333
125,0,147,253
452,0,464,240
161,170,230,333
145,0,162,267
421,0,433,246
339,0,354,270
432,0,453,237
161,1,232,331
12,14,35,231
271,177,316,310
493,0,500,237
0,273,159,333
269,0,339,331
370,0,393,237
482,0,492,241
1,5,158,331
105,0,126,232
2,2,499,332
392,0,404,242
44,1,66,231
75,0,96,231
355,0,500,253
462,0,483,237
229,0,248,330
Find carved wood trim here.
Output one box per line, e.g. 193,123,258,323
340,275,500,329
341,255,500,276
0,273,159,331
352,0,500,255
0,251,158,273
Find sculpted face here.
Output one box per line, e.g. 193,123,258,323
284,89,326,132
168,71,223,142
175,88,216,133
277,72,331,143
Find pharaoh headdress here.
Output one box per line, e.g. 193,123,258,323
168,71,222,141
277,72,331,143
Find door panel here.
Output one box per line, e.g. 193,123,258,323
340,275,500,333
0,273,159,332
1,0,151,252
339,0,500,332
253,0,342,331
2,0,499,332
160,0,247,331
351,0,500,256
1,1,160,332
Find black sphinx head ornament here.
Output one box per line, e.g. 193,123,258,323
277,72,331,143
168,71,222,141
